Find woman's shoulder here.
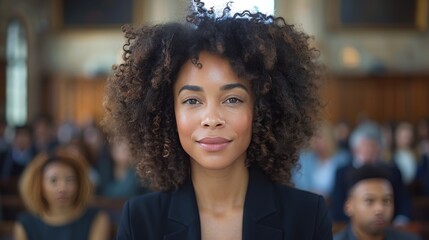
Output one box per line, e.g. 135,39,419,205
127,191,171,206
270,184,328,221
251,166,329,216
66,206,109,226
116,191,174,239
249,168,333,239
251,166,325,206
81,207,106,221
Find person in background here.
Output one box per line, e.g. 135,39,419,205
94,138,149,227
380,121,396,165
393,121,418,185
63,137,102,190
0,125,36,221
81,121,111,187
414,154,429,196
98,138,147,199
330,121,411,225
293,122,350,198
31,114,59,154
81,121,107,168
334,164,421,240
413,118,429,197
416,118,429,159
13,148,110,240
334,121,352,154
1,125,36,180
0,117,9,154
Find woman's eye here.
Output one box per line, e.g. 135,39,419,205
66,177,76,182
183,98,200,105
225,97,242,104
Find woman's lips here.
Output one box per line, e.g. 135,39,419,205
197,137,231,152
56,196,70,202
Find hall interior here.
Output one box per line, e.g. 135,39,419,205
1,0,429,239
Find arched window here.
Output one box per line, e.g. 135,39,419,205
191,0,274,16
6,19,28,126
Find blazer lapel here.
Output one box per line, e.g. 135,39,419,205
165,179,201,240
242,167,283,240
164,167,284,240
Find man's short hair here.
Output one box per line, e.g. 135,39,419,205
346,164,392,194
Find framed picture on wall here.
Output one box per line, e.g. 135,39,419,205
53,0,142,29
327,0,428,31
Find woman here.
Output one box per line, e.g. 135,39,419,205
104,1,332,239
13,148,110,240
393,121,418,185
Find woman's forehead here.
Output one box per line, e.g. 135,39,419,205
175,51,250,86
43,162,76,175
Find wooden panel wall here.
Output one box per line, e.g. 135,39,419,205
42,74,429,127
43,75,107,126
321,74,429,126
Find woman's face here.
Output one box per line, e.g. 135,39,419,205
174,51,253,171
42,162,78,209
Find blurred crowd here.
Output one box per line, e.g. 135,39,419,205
0,114,150,223
1,114,429,237
293,118,429,225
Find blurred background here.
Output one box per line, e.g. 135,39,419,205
0,0,427,129
0,0,428,239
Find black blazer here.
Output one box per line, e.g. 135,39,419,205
116,167,333,240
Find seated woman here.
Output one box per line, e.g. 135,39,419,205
393,121,418,185
13,148,110,240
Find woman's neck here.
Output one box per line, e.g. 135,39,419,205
191,162,249,214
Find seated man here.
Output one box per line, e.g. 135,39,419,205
330,121,411,225
334,164,421,240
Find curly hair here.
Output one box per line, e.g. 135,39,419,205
103,1,322,191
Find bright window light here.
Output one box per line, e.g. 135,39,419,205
6,20,28,126
193,0,274,16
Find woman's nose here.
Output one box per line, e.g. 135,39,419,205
200,104,225,128
56,181,67,192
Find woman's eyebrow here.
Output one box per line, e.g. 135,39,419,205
220,83,249,93
178,83,248,94
178,85,203,94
